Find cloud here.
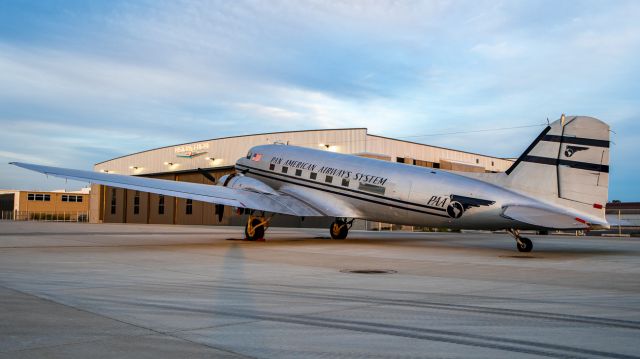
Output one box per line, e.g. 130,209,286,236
0,0,639,199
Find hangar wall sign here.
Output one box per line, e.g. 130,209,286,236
175,142,209,158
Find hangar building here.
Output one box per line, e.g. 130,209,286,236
90,128,514,228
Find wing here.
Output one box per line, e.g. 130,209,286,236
10,162,324,217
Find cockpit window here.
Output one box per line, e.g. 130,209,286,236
246,151,252,159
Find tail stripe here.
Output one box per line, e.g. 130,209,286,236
542,135,609,148
505,126,552,175
522,155,609,173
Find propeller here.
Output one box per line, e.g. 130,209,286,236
215,204,224,222
197,168,225,222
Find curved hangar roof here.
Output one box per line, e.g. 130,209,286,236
94,128,513,175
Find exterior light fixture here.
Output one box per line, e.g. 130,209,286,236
319,143,331,149
100,169,110,173
129,166,140,170
163,162,174,166
205,157,215,161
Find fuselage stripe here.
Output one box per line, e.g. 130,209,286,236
236,164,451,218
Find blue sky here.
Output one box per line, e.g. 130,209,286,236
0,0,638,200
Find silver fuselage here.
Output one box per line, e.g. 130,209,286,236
236,144,549,230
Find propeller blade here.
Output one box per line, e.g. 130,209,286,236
215,204,224,222
197,168,216,184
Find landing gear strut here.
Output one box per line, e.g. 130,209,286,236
508,229,533,252
245,213,272,241
330,218,353,240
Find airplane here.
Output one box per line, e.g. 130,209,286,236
10,115,610,252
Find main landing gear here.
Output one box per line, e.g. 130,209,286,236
508,229,533,252
244,213,272,241
330,218,354,240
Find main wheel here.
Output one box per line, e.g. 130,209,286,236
245,218,265,241
517,237,533,252
330,220,348,240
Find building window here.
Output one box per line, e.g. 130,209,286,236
158,195,165,215
310,172,317,180
133,191,140,215
282,166,288,174
295,169,302,176
396,157,405,163
491,161,494,166
476,159,479,164
325,175,333,183
269,164,275,170
342,178,349,187
28,193,51,201
62,195,82,202
433,163,440,169
110,190,117,215
186,199,193,215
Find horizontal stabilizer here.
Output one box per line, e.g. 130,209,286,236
502,205,590,230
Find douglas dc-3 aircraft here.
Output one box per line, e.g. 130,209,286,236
11,115,610,252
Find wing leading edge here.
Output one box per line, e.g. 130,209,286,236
10,162,324,217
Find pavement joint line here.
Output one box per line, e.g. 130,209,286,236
0,330,169,355
0,284,254,359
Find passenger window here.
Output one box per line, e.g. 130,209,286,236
282,166,288,174
295,169,302,176
310,172,317,180
342,178,349,187
269,164,275,170
325,175,333,183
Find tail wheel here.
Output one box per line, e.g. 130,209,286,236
330,220,348,240
517,237,533,252
245,217,266,241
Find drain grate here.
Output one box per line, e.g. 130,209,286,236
341,269,397,274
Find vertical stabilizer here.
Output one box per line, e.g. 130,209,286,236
504,115,609,220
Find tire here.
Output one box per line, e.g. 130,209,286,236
245,218,265,241
517,237,533,252
330,220,348,240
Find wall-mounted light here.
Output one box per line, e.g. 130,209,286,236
319,143,331,149
129,166,141,170
205,157,215,161
163,162,174,166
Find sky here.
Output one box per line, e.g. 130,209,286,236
0,0,638,200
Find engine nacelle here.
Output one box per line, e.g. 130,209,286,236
218,173,278,195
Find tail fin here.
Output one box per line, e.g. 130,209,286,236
504,115,609,221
